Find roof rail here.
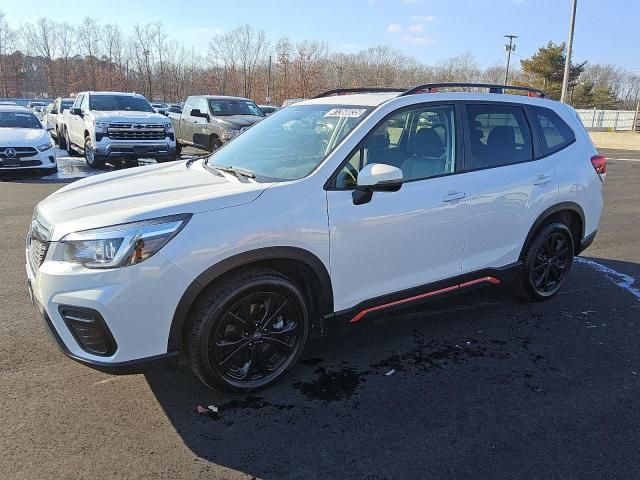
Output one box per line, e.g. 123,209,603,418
400,83,548,99
313,87,407,99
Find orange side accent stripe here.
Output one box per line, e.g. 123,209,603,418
350,276,501,323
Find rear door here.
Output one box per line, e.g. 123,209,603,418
180,97,197,145
68,94,85,146
461,102,559,273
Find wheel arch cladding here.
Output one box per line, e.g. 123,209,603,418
167,247,334,352
519,202,584,260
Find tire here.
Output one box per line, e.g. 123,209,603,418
57,127,66,149
175,142,182,155
65,129,78,156
515,222,574,301
187,268,309,392
209,136,222,152
84,136,105,169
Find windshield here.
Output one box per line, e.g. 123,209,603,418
89,95,155,112
208,99,265,117
206,104,373,181
0,111,42,129
60,101,73,112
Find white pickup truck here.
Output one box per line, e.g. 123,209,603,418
62,91,177,168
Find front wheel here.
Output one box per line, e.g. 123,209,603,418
209,136,222,152
187,269,309,392
84,136,105,169
515,223,574,301
65,129,79,156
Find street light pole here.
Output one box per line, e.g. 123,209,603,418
560,0,578,103
504,35,518,85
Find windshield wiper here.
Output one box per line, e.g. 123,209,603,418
210,164,256,180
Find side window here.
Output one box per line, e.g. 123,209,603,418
466,104,533,169
80,94,89,112
73,95,83,109
198,97,209,114
334,104,457,188
530,106,575,155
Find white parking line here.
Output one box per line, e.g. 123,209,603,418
575,257,640,300
607,158,640,163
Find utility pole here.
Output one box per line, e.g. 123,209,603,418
561,0,578,103
504,35,518,85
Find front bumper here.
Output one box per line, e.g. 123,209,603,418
26,247,193,374
0,150,56,170
95,138,177,160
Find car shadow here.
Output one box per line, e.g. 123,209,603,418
145,257,640,479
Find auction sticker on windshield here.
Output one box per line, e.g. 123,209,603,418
324,108,367,118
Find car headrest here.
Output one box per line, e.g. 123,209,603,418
487,126,516,149
410,128,445,158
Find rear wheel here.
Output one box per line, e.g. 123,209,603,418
84,136,105,169
187,268,309,392
515,223,574,301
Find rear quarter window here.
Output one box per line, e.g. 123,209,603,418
530,106,575,155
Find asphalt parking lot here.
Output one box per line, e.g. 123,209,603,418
1,152,639,479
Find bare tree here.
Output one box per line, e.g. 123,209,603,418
77,16,101,89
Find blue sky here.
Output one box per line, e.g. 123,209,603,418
2,0,638,70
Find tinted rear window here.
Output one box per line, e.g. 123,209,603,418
530,106,575,155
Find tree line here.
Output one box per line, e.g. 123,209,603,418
0,12,638,110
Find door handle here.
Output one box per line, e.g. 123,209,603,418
442,191,467,202
533,174,552,185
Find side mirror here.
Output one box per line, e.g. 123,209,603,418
353,163,403,205
191,109,209,120
50,109,58,114
70,107,82,116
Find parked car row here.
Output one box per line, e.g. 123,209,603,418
1,91,301,174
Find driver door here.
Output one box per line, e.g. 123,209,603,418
326,103,471,312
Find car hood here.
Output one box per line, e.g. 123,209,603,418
37,161,270,240
214,115,264,129
0,128,49,145
90,110,170,123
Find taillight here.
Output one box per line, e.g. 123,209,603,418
591,154,606,175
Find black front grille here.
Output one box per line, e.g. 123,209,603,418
107,124,165,140
58,306,117,356
0,147,38,158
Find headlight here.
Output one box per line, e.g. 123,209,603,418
50,214,191,269
37,142,53,152
94,121,109,133
222,128,239,140
165,123,174,134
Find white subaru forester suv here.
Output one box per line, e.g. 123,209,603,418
26,83,605,392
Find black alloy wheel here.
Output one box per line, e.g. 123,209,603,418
516,222,575,301
188,269,309,392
